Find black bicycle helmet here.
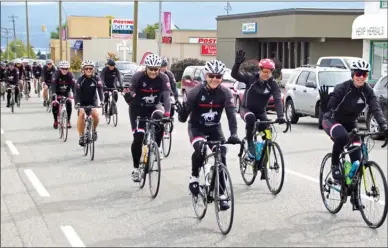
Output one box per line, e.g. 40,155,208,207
161,57,168,67
107,59,116,66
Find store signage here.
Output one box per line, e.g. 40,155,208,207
111,19,134,40
189,37,217,44
242,22,257,34
201,44,217,56
162,36,172,44
353,26,386,39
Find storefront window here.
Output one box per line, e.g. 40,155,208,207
370,41,388,80
381,1,387,8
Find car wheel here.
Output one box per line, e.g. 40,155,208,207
286,99,299,124
235,97,241,113
367,114,383,140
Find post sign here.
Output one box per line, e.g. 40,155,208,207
242,22,257,34
201,44,217,56
189,37,217,44
111,19,134,40
162,36,172,44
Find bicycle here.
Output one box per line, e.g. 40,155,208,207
1,81,5,101
24,78,31,100
192,138,236,235
161,116,174,158
320,129,388,228
136,116,169,198
238,119,291,195
7,85,18,113
57,96,70,142
46,86,52,113
35,78,42,98
79,105,101,161
103,88,118,127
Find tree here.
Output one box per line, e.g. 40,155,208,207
107,52,119,61
2,39,36,60
36,50,41,57
142,23,159,39
50,22,67,39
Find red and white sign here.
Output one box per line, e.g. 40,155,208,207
189,37,217,44
201,44,217,56
162,36,172,44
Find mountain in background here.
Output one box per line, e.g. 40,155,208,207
1,1,364,50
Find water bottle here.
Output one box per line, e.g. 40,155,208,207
204,163,212,186
348,160,360,179
344,161,352,185
255,141,264,161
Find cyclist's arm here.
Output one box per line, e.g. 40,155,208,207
327,82,346,111
167,70,179,100
51,71,60,95
99,67,106,86
75,78,81,104
96,76,104,103
366,84,388,127
15,69,20,83
129,71,142,96
160,72,171,113
231,62,251,85
223,87,238,135
178,84,199,122
270,80,285,118
115,68,123,88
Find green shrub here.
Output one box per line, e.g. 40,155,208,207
171,58,206,81
70,55,82,72
240,59,259,74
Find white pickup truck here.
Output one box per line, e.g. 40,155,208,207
316,56,361,70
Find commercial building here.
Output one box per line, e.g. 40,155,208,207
216,8,364,68
352,1,387,81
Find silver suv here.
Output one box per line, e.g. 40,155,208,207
284,65,351,128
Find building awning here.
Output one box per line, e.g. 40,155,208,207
352,14,387,39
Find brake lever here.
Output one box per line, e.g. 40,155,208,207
382,139,388,148
283,122,291,133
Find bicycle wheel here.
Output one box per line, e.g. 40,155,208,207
319,153,344,214
62,110,68,142
83,127,89,156
11,93,14,113
112,103,118,127
358,161,388,228
264,141,285,195
148,142,161,198
192,164,208,219
239,139,257,185
46,100,51,112
37,81,41,98
214,163,234,235
162,122,172,157
89,118,95,161
105,101,111,124
59,109,64,139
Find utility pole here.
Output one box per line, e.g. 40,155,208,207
8,15,18,55
1,28,12,60
225,2,232,15
59,0,63,61
25,1,31,58
158,1,162,55
132,0,138,62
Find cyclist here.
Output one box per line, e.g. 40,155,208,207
5,62,20,107
160,57,180,117
231,50,286,159
1,62,7,99
177,60,241,210
51,61,75,129
22,59,33,97
100,59,122,113
14,59,25,97
41,59,56,106
320,59,388,183
75,60,104,147
32,61,43,94
123,53,171,182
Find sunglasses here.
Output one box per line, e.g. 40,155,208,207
47,64,52,66
61,68,69,71
147,67,159,72
84,68,93,71
354,71,368,78
208,74,223,79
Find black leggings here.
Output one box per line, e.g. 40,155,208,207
52,96,72,122
240,107,269,142
6,86,19,104
129,104,165,168
104,90,118,103
25,81,31,93
322,117,361,166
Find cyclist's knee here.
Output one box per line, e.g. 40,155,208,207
132,131,144,145
91,109,99,118
65,99,72,109
151,109,163,119
104,92,109,100
78,109,85,118
243,112,256,124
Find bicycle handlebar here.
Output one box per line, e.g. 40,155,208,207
255,119,292,133
203,140,237,146
348,128,387,148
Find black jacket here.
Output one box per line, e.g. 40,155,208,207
324,79,387,127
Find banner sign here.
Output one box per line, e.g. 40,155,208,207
201,44,217,56
111,19,134,40
162,12,172,37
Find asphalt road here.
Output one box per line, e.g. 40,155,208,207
1,93,387,247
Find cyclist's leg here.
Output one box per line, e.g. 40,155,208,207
256,112,270,135
15,85,20,103
77,106,86,146
51,94,60,128
103,90,110,112
18,80,23,96
65,96,73,127
27,80,31,94
33,78,37,93
345,122,362,163
240,107,257,157
112,89,118,102
322,117,348,181
43,83,48,105
188,123,206,196
151,104,164,147
90,100,100,138
6,85,11,107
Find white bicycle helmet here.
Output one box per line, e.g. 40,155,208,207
350,59,371,72
58,60,70,69
204,60,226,75
81,60,95,68
14,58,22,64
22,58,29,63
144,54,162,67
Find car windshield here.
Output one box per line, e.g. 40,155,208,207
116,63,137,71
222,69,235,82
344,59,354,68
318,71,351,87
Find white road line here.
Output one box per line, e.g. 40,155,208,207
5,140,19,155
286,168,385,206
23,169,50,197
60,225,86,247
1,128,4,134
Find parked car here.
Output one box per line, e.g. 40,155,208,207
95,61,106,75
280,68,294,87
180,66,235,101
116,61,137,87
284,65,351,128
365,75,388,139
317,56,361,70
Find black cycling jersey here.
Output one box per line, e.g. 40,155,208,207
5,67,19,85
75,75,104,106
51,71,75,97
179,83,237,135
324,79,387,126
32,65,42,79
129,71,171,113
23,64,33,81
231,63,284,118
15,65,24,79
0,67,6,81
100,66,122,89
41,65,56,84
163,70,178,99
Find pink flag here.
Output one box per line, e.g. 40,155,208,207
62,28,66,40
162,12,172,37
